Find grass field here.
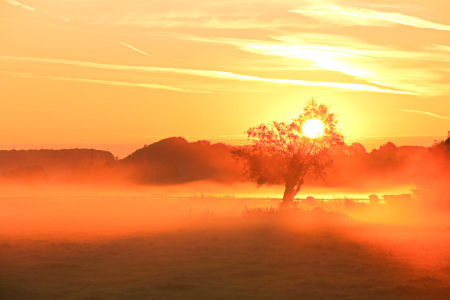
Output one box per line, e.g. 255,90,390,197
1,200,450,300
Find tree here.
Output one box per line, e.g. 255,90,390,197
413,138,450,209
233,99,344,206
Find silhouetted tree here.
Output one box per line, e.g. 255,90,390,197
413,139,450,209
349,142,366,155
233,99,344,206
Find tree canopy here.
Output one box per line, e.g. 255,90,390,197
233,99,344,205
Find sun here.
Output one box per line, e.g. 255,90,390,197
302,118,324,139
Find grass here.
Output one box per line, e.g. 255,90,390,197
1,215,450,300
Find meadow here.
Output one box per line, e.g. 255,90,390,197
1,192,450,300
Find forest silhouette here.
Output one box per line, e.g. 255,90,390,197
1,135,449,208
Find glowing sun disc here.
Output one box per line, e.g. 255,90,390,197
302,119,324,139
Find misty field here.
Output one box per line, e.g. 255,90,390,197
1,195,450,300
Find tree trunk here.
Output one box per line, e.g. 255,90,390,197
282,182,296,206
282,177,303,208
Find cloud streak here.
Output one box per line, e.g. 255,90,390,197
0,55,412,95
146,31,450,96
290,5,450,31
4,0,34,11
0,71,211,94
120,42,152,57
222,33,449,96
395,109,450,120
428,44,450,53
92,4,308,30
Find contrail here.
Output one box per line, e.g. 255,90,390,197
0,55,414,95
395,109,450,120
290,5,450,32
4,0,35,11
0,71,211,94
120,42,152,57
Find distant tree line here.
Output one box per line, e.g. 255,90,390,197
0,136,449,208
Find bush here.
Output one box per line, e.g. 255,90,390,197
242,207,276,217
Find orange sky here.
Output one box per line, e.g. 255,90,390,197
1,0,450,157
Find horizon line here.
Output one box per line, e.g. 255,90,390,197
0,134,447,157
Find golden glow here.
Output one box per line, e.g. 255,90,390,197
302,119,324,139
1,0,449,152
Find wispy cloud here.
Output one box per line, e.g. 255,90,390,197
145,31,450,96
214,33,449,96
0,55,412,94
120,42,152,57
57,15,69,22
4,0,34,11
395,109,450,120
236,43,433,95
290,5,450,31
93,5,306,30
0,71,211,94
428,44,450,53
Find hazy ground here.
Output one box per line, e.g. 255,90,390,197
1,183,449,300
